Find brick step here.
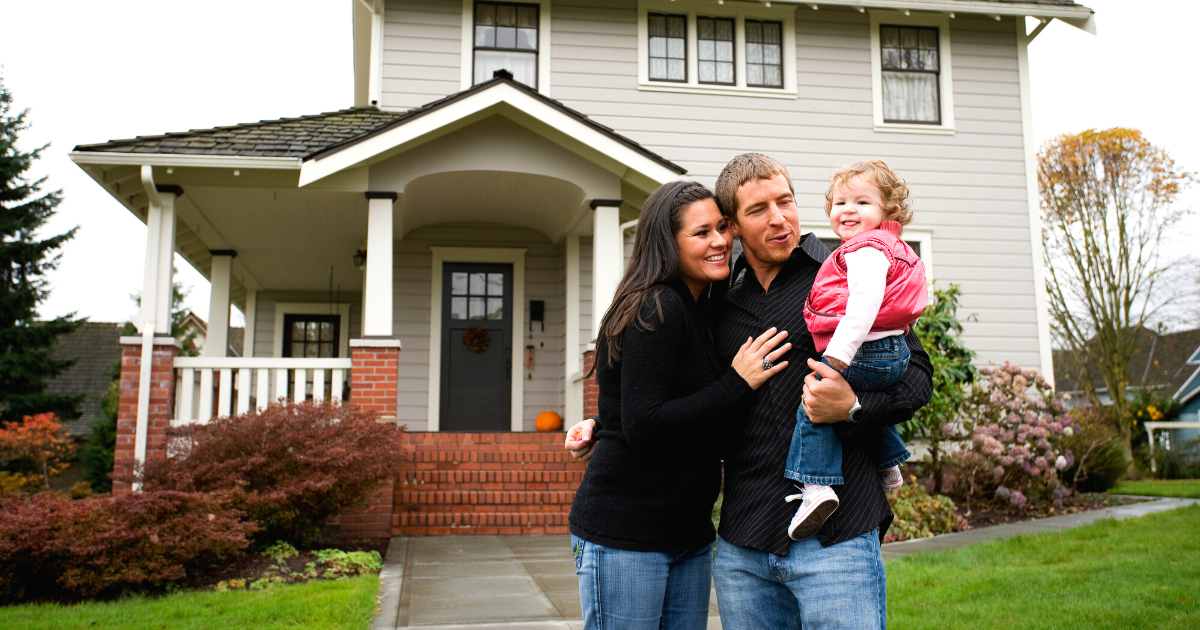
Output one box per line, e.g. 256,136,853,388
393,511,572,536
397,490,574,506
400,469,585,485
407,450,585,465
402,431,570,446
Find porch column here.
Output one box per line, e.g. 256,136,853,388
137,183,182,335
590,199,623,338
206,250,236,357
114,335,179,495
363,192,396,337
564,234,583,425
242,289,257,357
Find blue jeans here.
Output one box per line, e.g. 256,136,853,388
572,535,713,630
785,335,913,486
713,530,887,630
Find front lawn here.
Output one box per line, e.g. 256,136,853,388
0,575,380,630
1110,479,1200,499
887,505,1200,629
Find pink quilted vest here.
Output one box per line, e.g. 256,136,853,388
805,221,928,352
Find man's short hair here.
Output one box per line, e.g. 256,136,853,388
824,159,914,226
714,153,794,218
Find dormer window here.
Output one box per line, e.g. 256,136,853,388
474,1,539,88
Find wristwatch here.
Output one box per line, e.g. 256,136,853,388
847,396,862,422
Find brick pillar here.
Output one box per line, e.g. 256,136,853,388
582,349,598,420
349,339,400,419
114,337,179,495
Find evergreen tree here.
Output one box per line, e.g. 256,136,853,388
0,77,83,422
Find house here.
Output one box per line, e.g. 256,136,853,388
44,322,124,437
176,311,246,357
1055,327,1200,451
68,0,1095,535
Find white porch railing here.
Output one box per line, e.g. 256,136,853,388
173,357,353,424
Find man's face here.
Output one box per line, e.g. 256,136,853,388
728,173,800,268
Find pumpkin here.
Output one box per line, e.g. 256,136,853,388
536,409,564,432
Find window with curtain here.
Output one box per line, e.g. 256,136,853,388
697,17,734,85
474,2,538,88
745,19,783,88
880,25,940,124
648,13,687,82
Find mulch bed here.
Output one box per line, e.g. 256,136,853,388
953,492,1143,530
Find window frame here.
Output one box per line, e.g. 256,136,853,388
743,18,784,89
472,1,541,90
272,302,352,360
637,0,797,99
460,0,552,95
648,12,689,83
696,16,735,86
869,10,955,135
282,314,342,359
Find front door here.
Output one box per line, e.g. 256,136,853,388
440,263,513,430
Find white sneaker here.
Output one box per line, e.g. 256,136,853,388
879,466,904,492
785,485,839,541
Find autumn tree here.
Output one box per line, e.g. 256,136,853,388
1039,128,1195,465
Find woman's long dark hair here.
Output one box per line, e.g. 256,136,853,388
593,180,717,369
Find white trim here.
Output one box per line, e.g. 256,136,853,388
68,152,302,170
243,290,257,358
637,0,797,99
427,247,527,432
869,10,956,135
369,0,384,105
460,0,553,97
120,335,181,348
175,357,353,369
1173,367,1200,403
772,1,1094,33
802,224,934,282
363,197,395,337
1016,18,1055,385
298,82,680,188
350,338,402,348
564,234,583,426
206,254,233,358
272,302,353,359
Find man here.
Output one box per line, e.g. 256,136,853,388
708,153,931,629
568,153,932,629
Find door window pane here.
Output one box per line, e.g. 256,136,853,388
451,297,468,320
880,25,940,124
697,17,734,85
487,273,504,296
451,272,468,295
649,13,686,82
469,273,486,295
487,298,504,320
746,20,783,88
469,297,486,320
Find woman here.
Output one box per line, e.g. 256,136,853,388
567,180,790,629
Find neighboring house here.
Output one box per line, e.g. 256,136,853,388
177,311,245,357
1054,327,1200,449
44,322,124,437
67,0,1096,528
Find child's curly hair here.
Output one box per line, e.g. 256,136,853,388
824,159,913,226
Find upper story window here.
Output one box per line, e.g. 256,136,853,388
474,1,539,88
745,19,783,88
868,10,955,134
880,25,940,124
648,13,687,82
697,17,734,85
638,1,796,99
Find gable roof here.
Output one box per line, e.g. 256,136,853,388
1053,327,1200,401
72,74,685,177
44,322,124,437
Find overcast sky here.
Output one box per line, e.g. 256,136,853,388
3,0,1197,327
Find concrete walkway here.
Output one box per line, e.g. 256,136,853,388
373,497,1197,630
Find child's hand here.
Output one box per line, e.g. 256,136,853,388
825,356,848,371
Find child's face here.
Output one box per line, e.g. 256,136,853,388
829,175,889,241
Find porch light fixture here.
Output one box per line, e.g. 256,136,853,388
354,249,367,270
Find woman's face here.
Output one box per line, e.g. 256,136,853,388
675,198,732,296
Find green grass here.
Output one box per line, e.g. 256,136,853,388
0,575,380,630
887,504,1200,629
1110,479,1200,499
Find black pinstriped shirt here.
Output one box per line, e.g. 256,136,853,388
712,234,934,555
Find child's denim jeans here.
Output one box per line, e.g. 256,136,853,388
784,334,913,486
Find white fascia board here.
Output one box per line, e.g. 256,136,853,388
1173,367,1200,403
778,1,1095,33
68,151,302,170
298,83,681,188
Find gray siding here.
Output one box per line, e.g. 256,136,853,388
379,0,1044,370
382,0,463,110
252,292,363,359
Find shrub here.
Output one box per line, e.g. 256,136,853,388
313,549,383,577
950,363,1081,508
0,413,74,492
0,490,253,602
135,400,407,545
1063,405,1129,492
885,477,969,542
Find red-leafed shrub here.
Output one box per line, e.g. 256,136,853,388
0,490,253,602
135,400,407,545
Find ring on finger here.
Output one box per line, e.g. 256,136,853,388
762,358,774,370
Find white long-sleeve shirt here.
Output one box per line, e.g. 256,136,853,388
822,246,906,366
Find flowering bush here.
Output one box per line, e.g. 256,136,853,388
132,400,407,545
950,362,1081,508
0,413,74,492
884,477,970,542
0,490,253,602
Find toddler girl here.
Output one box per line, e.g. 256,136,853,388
785,159,927,541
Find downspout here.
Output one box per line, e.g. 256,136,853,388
133,165,163,489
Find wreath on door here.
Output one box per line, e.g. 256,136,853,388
463,326,491,353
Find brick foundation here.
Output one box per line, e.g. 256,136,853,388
113,339,178,495
330,479,396,539
350,344,399,417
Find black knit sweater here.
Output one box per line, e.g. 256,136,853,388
568,280,753,552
